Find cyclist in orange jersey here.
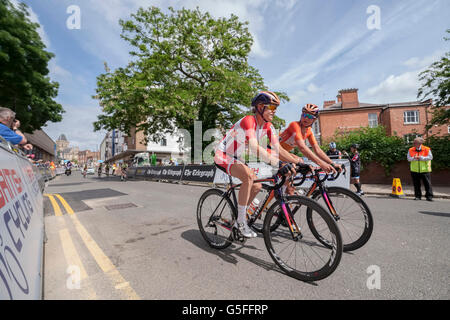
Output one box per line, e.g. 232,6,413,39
279,103,341,193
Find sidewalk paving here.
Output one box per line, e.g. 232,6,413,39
361,183,450,199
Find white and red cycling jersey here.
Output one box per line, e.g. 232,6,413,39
214,115,279,174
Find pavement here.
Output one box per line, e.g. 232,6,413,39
42,172,450,300
360,183,450,199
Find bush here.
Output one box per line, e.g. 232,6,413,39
325,126,409,175
425,135,450,170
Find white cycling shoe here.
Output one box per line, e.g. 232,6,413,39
235,222,257,238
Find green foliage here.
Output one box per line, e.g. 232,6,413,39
327,126,408,175
0,0,63,132
418,29,450,129
93,6,287,156
326,126,450,174
425,135,450,171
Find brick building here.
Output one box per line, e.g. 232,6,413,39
78,150,100,166
318,88,448,144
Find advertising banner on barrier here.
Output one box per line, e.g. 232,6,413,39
135,167,147,177
0,146,44,300
145,166,184,181
181,165,216,183
127,167,137,178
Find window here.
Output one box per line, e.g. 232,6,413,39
161,138,167,147
404,133,421,144
403,110,419,124
368,113,378,128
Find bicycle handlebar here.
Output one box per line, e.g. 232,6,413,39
267,173,286,191
291,163,346,186
326,163,346,181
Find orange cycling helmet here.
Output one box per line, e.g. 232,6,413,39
302,103,319,116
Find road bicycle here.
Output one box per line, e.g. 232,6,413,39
256,164,373,252
196,164,343,282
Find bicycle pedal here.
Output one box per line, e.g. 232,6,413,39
232,227,247,243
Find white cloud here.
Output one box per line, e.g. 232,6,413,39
70,0,274,61
48,60,72,79
289,82,321,104
44,103,105,151
402,50,445,69
365,50,447,104
274,0,298,10
364,70,420,103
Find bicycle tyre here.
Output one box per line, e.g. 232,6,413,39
263,196,343,282
197,188,235,250
307,187,373,252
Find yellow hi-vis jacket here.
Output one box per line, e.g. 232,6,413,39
407,146,432,173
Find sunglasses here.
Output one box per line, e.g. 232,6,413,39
302,113,317,120
263,104,278,111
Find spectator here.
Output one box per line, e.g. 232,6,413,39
0,107,33,150
326,142,342,159
344,144,364,196
407,137,433,201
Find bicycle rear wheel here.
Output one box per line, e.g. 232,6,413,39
307,187,373,252
197,189,235,249
263,196,343,282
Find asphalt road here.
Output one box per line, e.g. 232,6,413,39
43,172,450,300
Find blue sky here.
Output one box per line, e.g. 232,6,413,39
18,0,450,150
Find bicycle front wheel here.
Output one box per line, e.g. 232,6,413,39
197,189,235,250
308,187,373,252
263,196,343,282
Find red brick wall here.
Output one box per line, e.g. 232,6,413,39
386,106,428,137
340,89,359,109
319,109,382,142
361,161,450,186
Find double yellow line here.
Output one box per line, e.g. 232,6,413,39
44,194,74,216
44,193,140,299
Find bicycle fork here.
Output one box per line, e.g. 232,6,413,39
319,187,340,221
280,200,303,241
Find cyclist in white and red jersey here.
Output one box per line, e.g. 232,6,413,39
214,91,301,238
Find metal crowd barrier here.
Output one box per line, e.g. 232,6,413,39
0,136,45,300
126,160,350,189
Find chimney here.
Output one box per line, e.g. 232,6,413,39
336,94,342,103
339,88,359,109
323,100,336,108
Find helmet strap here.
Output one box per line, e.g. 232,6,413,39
256,105,269,123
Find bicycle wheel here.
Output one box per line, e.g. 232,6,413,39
263,196,343,282
307,187,373,252
197,188,235,249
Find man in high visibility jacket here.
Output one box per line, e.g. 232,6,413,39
407,137,433,201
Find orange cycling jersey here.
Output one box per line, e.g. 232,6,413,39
279,121,317,151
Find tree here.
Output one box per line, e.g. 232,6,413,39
93,6,287,158
418,29,450,129
0,0,63,133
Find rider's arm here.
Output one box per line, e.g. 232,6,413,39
312,143,334,165
248,138,279,167
295,138,328,167
277,144,303,164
